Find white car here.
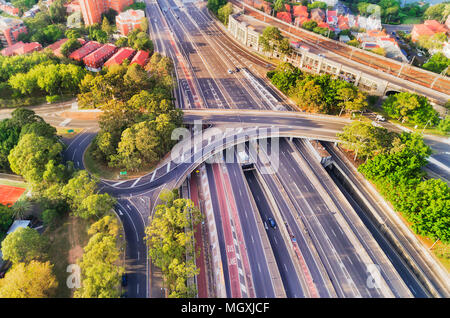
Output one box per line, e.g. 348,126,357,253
227,69,233,74
375,115,386,122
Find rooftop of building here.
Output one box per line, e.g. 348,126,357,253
232,13,267,34
83,44,117,63
116,9,145,21
130,50,149,67
1,41,42,56
69,41,103,60
104,47,135,67
0,17,23,31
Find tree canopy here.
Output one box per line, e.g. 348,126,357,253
145,190,202,298
1,227,48,264
0,261,58,298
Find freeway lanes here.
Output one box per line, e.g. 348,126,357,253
292,138,413,298
268,138,397,297
224,152,276,297
244,168,305,297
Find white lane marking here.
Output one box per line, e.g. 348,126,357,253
117,202,139,242
428,157,450,173
117,209,123,216
113,180,127,187
131,177,141,188
151,169,157,182
167,161,171,173
59,118,71,127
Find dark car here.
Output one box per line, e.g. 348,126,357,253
121,274,127,287
267,217,276,229
235,67,240,72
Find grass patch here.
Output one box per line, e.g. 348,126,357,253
401,17,422,24
432,242,450,273
0,178,27,189
84,143,155,181
57,127,83,139
43,214,94,298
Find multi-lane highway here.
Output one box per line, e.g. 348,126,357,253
22,0,449,299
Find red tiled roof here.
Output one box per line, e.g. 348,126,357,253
424,20,447,33
1,41,42,56
130,50,149,67
276,11,292,23
69,41,102,60
83,44,117,66
104,47,135,67
293,5,308,17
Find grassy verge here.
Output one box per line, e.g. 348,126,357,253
84,143,155,181
43,214,94,298
56,127,83,139
0,178,27,189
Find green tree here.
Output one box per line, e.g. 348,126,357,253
338,121,396,160
101,16,114,36
437,116,450,134
0,119,21,171
302,20,318,31
0,204,13,239
145,190,202,297
259,26,283,56
8,133,63,185
423,3,450,21
217,2,233,25
0,261,58,298
422,52,450,75
61,38,83,58
1,227,47,264
74,232,123,298
382,92,440,126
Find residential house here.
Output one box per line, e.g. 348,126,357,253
0,17,27,47
411,20,448,42
0,40,41,56
83,43,117,71
130,50,149,67
103,47,135,67
69,40,103,61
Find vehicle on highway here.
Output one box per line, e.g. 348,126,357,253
121,273,128,287
227,69,233,74
318,53,325,58
267,217,277,229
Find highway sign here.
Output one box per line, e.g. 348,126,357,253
120,171,127,175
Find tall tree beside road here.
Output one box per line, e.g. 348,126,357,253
0,261,58,298
74,218,124,298
145,190,203,298
61,170,116,219
8,133,63,185
382,92,440,127
1,227,48,264
338,121,396,160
